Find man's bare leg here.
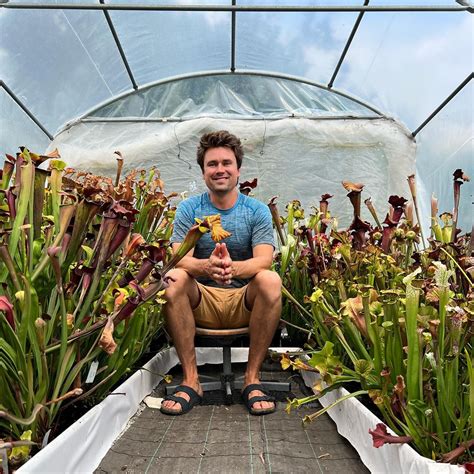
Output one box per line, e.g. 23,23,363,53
243,270,282,412
161,268,202,413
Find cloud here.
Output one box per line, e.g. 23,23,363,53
0,45,8,62
335,15,473,128
302,44,340,84
172,0,228,29
201,11,228,29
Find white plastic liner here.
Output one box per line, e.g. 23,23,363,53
18,347,175,473
301,370,464,474
49,116,415,227
18,346,297,473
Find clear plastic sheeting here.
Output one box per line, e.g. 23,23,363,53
0,4,130,134
417,82,473,233
0,3,471,228
49,115,415,226
105,0,232,86
236,1,361,82
0,88,51,157
335,12,472,131
85,73,380,121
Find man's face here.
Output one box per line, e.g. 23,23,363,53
202,147,240,195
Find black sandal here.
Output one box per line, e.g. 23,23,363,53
242,384,276,416
160,385,202,416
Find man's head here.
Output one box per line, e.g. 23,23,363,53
197,130,243,196
197,130,243,172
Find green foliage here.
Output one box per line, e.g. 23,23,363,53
0,149,179,463
272,172,473,463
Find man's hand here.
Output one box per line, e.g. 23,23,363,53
205,243,233,285
218,243,233,286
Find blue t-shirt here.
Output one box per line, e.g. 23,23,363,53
171,192,274,288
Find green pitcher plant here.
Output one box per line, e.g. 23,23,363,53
0,148,230,469
275,170,472,464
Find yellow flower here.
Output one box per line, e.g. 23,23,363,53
205,214,232,242
293,358,313,371
155,289,167,305
312,379,323,394
309,288,324,303
280,353,292,370
164,215,231,272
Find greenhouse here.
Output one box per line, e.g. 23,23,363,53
0,1,473,473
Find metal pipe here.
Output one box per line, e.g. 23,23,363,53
79,115,382,124
222,346,232,376
1,3,470,13
0,80,53,140
231,0,236,72
411,73,473,137
328,0,369,89
99,0,138,90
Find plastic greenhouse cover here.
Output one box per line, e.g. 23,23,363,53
333,11,472,131
85,74,379,120
2,4,471,134
235,2,362,84
417,81,473,233
0,88,51,156
1,3,471,229
0,1,232,134
104,0,232,85
49,114,415,228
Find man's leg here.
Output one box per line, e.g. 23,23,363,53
244,270,282,411
161,268,201,413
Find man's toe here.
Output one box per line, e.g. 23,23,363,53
248,390,275,411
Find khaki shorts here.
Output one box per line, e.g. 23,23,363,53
192,282,251,329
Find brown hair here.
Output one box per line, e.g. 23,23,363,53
196,130,243,172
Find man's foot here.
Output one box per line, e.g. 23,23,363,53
242,384,276,416
160,384,203,416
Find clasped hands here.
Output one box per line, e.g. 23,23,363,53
206,243,233,285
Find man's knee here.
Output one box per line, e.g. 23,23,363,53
252,270,282,302
164,268,194,299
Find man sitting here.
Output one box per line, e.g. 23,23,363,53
161,130,282,416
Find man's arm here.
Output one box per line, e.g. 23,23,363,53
172,243,223,282
173,242,273,285
224,243,273,281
